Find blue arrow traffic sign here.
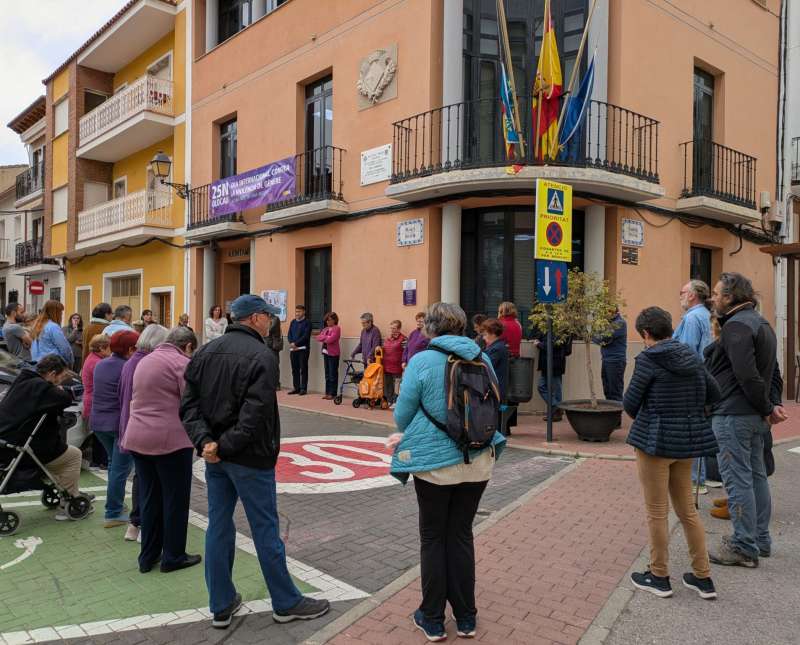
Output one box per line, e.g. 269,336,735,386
536,260,568,303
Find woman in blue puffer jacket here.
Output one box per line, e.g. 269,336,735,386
387,302,506,642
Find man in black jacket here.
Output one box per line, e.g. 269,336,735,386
706,272,786,569
181,295,329,629
0,355,87,521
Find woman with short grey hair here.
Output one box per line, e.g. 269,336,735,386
121,322,200,573
351,312,382,366
118,324,169,542
387,302,506,640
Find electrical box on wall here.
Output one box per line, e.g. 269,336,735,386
766,202,785,225
759,191,772,212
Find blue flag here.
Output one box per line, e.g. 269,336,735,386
558,52,596,163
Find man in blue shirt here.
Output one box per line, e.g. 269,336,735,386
674,280,713,492
287,305,311,395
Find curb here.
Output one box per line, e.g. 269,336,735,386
302,458,582,645
508,442,636,461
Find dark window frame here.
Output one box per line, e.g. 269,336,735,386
689,246,713,288
460,207,585,338
218,0,252,44
304,246,332,330
219,118,238,179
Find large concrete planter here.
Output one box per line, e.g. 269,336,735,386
558,399,624,442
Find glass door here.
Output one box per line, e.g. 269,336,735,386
693,69,714,195
304,77,333,198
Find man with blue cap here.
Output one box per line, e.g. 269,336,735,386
181,294,330,629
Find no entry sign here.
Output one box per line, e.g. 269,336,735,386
29,280,45,295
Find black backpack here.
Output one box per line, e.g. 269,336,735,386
420,346,501,463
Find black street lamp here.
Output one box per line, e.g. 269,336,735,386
151,150,189,199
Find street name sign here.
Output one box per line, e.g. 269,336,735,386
535,178,573,262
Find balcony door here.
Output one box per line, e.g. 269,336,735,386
304,77,333,198
32,217,43,242
693,69,714,195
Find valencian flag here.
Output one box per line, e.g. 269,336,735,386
499,62,523,174
558,51,596,162
533,0,563,160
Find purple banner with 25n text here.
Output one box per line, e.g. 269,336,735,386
210,157,295,217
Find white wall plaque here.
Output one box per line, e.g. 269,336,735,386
621,218,644,247
396,218,424,247
360,143,392,186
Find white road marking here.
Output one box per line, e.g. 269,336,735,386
0,537,43,571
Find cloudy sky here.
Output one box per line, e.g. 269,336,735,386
0,0,129,165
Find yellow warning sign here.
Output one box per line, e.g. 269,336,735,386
535,178,573,261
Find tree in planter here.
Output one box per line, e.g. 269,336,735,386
529,269,624,409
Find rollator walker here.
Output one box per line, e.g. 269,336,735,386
0,414,93,535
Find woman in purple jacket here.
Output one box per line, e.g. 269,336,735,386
92,330,139,528
118,324,170,542
121,326,201,574
402,311,429,369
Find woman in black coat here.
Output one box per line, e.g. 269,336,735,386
624,306,720,601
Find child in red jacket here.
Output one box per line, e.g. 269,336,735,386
382,320,406,406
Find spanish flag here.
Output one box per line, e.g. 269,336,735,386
533,0,562,161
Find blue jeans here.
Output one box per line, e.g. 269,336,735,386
691,457,706,485
204,461,302,614
94,430,133,520
712,415,772,558
537,374,563,412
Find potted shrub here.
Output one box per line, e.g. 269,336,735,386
529,269,625,442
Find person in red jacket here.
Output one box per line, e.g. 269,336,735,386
498,301,523,357
382,320,406,407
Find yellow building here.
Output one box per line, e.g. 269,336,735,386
42,0,187,326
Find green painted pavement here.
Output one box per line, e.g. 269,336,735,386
0,472,316,633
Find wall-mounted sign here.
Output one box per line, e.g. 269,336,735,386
211,157,295,217
29,280,45,296
403,279,417,306
262,289,288,322
397,218,424,247
621,218,644,247
622,246,640,265
360,144,392,186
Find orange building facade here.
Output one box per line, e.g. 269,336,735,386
186,0,783,404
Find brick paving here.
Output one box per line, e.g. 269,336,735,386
328,458,648,645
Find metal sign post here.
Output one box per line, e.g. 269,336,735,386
546,307,554,443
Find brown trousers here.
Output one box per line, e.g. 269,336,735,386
635,449,711,578
46,445,82,497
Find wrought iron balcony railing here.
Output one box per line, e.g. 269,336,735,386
680,139,757,209
15,161,44,201
391,97,659,183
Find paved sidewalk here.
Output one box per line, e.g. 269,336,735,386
278,392,800,460
322,458,648,644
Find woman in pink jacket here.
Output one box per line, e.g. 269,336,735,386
315,312,341,400
121,326,200,574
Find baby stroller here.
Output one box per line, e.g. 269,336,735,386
355,347,389,410
333,358,364,406
0,414,93,536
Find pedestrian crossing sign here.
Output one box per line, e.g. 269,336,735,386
535,178,572,261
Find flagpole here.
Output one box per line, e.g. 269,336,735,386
496,0,526,157
550,0,599,158
534,0,549,160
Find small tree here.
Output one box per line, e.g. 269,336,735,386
529,269,625,409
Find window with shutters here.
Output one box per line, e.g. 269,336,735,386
110,275,141,321
76,288,91,325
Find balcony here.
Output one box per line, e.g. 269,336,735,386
77,75,174,163
677,140,759,224
261,146,347,225
14,162,44,207
791,137,799,198
14,238,59,276
75,189,176,252
185,183,248,241
0,239,11,265
386,97,663,203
